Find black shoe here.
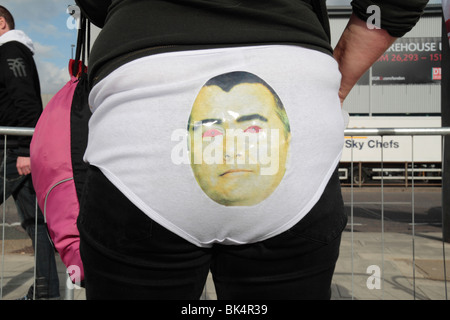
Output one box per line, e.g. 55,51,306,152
16,286,34,300
16,285,60,300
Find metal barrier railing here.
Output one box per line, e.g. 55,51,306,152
1,127,36,300
0,127,76,300
345,127,450,136
1,126,449,300
344,127,450,300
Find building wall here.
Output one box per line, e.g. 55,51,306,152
329,8,442,116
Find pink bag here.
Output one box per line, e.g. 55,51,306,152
31,74,89,284
30,17,90,284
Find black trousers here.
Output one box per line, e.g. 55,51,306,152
78,165,347,300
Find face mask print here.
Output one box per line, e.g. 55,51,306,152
187,71,291,207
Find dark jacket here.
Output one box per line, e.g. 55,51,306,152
0,31,43,157
75,0,429,87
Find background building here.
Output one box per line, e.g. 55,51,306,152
328,3,444,185
329,3,442,116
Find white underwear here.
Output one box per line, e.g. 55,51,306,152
85,45,345,247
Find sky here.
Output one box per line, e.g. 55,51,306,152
1,0,79,94
0,0,444,95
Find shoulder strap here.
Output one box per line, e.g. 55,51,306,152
71,15,91,77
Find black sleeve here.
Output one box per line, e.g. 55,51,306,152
351,0,429,37
0,43,42,156
75,0,112,28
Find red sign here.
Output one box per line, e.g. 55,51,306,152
432,67,442,80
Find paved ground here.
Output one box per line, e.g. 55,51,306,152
1,230,448,300
1,189,449,300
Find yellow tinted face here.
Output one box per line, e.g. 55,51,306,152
189,82,290,206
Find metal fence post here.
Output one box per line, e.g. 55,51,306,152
442,17,450,243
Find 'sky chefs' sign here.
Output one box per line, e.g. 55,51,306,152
358,37,442,85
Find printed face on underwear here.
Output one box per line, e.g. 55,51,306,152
188,72,291,207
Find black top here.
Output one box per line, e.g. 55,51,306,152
0,41,42,156
75,0,429,87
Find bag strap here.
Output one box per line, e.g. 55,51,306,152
71,15,91,78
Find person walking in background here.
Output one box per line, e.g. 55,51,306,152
75,0,429,300
0,5,59,300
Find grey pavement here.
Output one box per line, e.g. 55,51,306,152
332,230,449,300
1,193,449,300
1,230,448,300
